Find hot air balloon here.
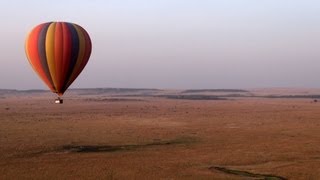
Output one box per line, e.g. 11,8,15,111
25,22,92,104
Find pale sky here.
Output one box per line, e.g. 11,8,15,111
1,0,320,90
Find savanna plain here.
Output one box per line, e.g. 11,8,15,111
1,88,320,179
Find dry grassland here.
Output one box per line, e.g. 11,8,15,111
1,90,320,179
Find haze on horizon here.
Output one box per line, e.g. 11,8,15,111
0,0,319,90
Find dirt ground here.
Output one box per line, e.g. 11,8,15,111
1,91,320,179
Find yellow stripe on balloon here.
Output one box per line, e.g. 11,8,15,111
45,23,58,91
66,24,86,86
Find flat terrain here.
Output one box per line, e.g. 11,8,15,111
1,88,320,179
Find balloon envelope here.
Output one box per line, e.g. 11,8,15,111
25,22,92,96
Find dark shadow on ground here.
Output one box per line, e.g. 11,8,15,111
17,137,197,157
209,166,287,180
62,137,195,153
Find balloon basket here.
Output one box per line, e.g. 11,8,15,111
55,98,63,104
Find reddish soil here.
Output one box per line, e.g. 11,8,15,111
1,90,320,179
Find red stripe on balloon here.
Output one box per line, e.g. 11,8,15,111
60,23,73,93
54,22,63,91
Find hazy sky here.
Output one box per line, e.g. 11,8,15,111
1,0,320,89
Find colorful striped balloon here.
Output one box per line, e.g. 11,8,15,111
25,22,92,96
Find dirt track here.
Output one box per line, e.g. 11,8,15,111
1,94,320,179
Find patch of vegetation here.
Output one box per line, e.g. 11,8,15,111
0,89,18,95
182,89,249,93
73,88,161,95
159,95,228,100
20,89,48,93
62,137,196,153
209,166,287,180
84,98,144,102
261,95,320,99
